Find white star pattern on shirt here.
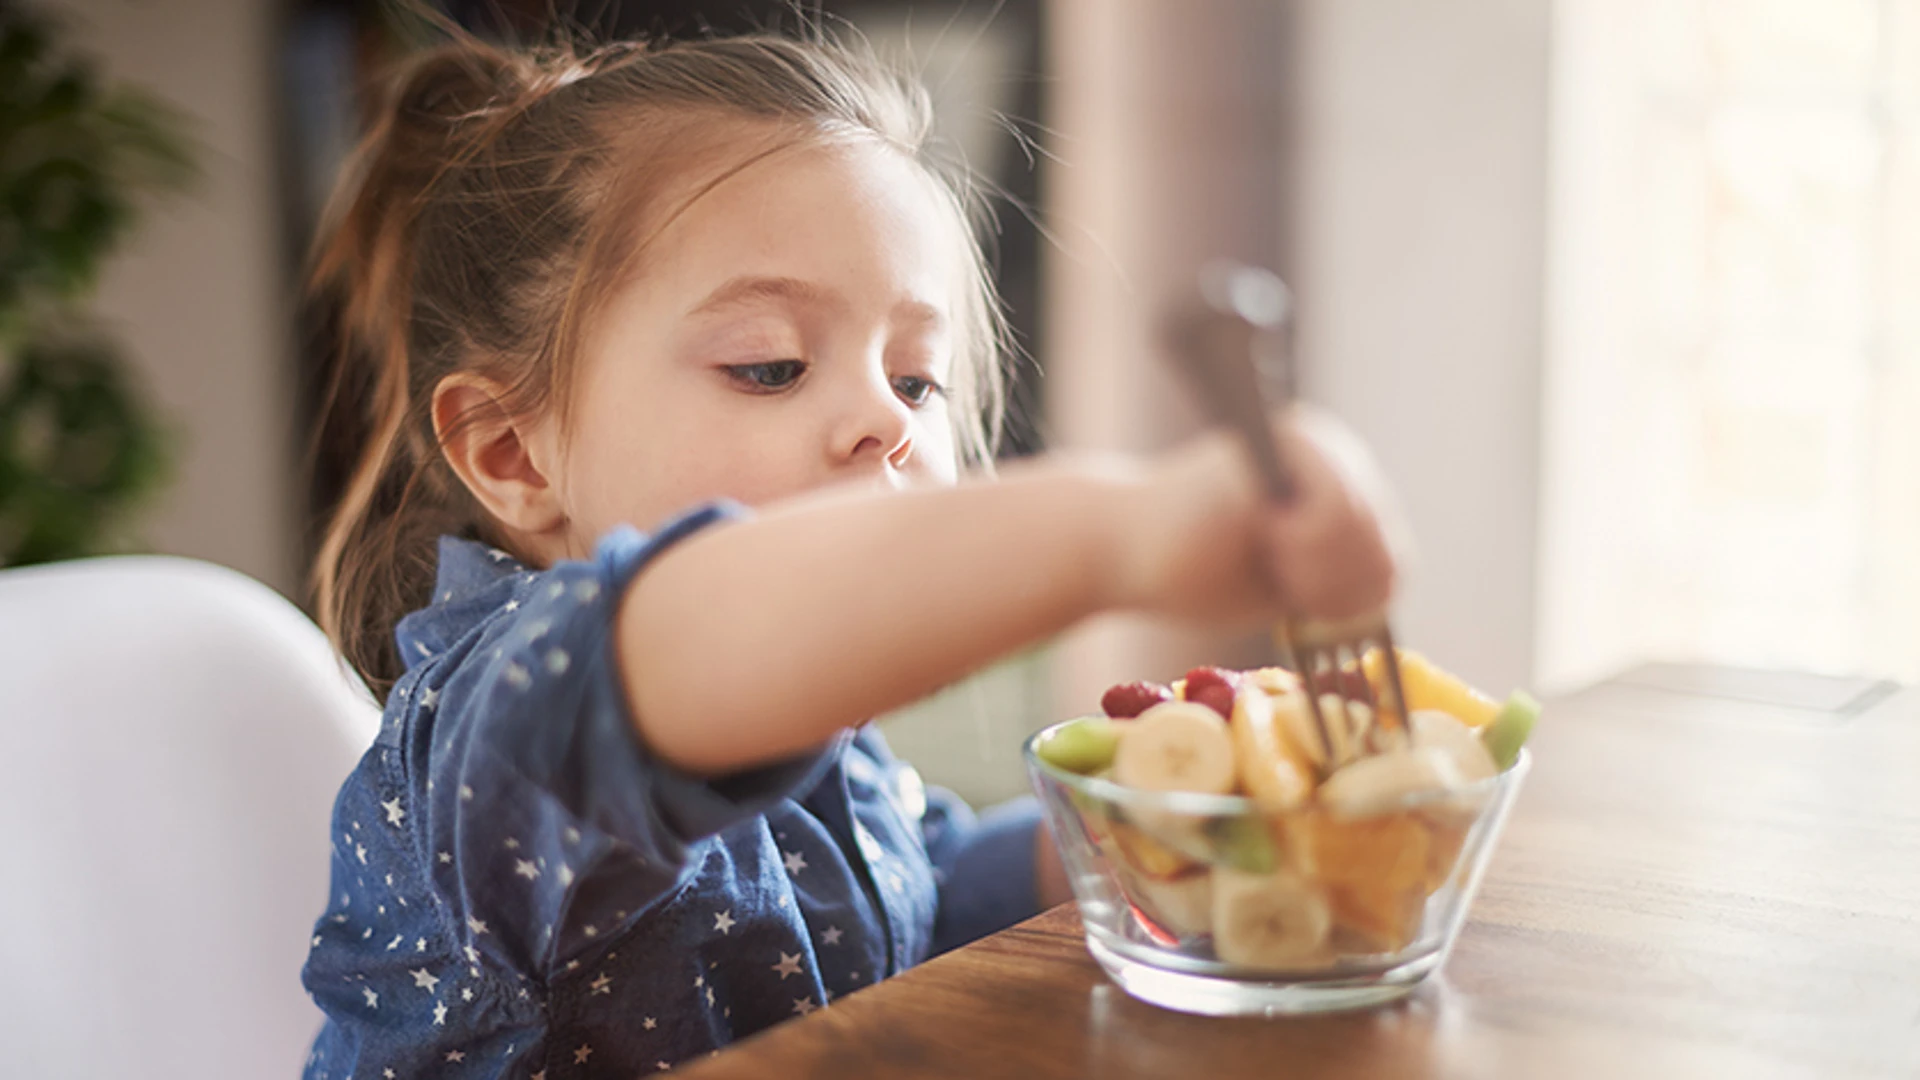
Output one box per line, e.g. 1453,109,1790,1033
384,1070,395,1078
362,987,378,1009
513,858,540,880
563,826,581,844
574,580,600,602
459,785,474,802
461,987,473,1002
503,661,531,689
642,1016,657,1030
573,1045,593,1064
793,996,817,1016
558,863,575,886
783,850,807,875
544,647,570,675
385,934,403,951
416,937,427,951
503,599,519,612
465,945,480,963
415,640,432,658
503,837,520,850
713,910,736,935
821,925,844,946
468,916,489,935
772,952,803,979
410,968,439,992
382,797,405,826
438,851,452,864
657,1063,671,1072
445,1050,464,1063
705,986,716,1007
590,973,612,995
433,1000,447,1025
418,685,438,710
694,975,703,988
354,844,367,864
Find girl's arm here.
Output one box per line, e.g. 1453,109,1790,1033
618,420,1394,775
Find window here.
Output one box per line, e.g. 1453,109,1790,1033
1542,0,1920,687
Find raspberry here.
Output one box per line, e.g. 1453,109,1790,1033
1100,680,1174,719
1181,666,1241,719
1335,667,1377,706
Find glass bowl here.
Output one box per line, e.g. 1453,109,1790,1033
1025,721,1529,1016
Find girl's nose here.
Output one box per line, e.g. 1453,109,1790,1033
831,370,914,472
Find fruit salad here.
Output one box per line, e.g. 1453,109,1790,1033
1031,650,1538,971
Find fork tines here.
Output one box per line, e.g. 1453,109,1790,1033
1275,617,1413,770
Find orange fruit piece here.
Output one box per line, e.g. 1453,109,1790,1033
1292,811,1431,951
1328,881,1426,952
1419,813,1473,894
1289,810,1430,891
1362,648,1501,729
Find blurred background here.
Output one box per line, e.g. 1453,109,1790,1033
6,0,1917,806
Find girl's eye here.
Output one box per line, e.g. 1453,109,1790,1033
724,360,807,393
892,375,946,407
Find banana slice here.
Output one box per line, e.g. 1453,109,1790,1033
1246,666,1301,697
1230,687,1314,811
1409,709,1497,782
1113,701,1239,794
1119,866,1215,939
1261,690,1374,775
1318,745,1466,819
1211,867,1333,969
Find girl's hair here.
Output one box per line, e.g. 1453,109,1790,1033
310,25,1010,697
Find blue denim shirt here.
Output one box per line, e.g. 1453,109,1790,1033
301,504,1043,1078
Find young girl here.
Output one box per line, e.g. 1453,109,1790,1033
300,27,1397,1080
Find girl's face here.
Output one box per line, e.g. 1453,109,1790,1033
546,138,964,557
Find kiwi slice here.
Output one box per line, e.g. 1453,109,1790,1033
1035,716,1124,774
1203,814,1278,874
1480,691,1540,771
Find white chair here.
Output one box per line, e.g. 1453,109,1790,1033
0,556,380,1079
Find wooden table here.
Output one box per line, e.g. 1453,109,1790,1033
680,666,1920,1079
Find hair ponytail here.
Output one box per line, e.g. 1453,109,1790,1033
310,41,533,695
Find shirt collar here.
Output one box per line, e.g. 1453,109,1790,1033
393,536,531,671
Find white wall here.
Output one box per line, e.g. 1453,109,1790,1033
1285,0,1551,695
50,0,298,596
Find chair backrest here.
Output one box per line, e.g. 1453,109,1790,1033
0,556,380,1079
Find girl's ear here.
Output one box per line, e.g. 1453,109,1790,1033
432,373,568,540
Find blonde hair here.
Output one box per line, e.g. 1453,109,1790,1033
310,26,1010,697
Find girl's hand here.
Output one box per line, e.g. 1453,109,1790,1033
1116,409,1401,625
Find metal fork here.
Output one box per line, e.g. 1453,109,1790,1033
1163,262,1412,769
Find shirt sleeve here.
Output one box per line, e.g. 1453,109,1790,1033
921,787,1046,955
416,504,839,977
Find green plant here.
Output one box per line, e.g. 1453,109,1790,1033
0,5,196,567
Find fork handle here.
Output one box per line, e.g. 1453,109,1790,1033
1163,266,1299,506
